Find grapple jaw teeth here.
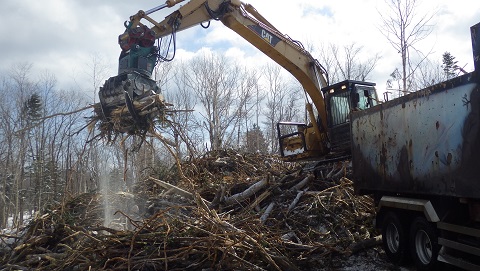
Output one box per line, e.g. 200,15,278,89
124,90,141,124
96,71,169,134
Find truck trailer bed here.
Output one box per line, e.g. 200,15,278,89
351,71,480,199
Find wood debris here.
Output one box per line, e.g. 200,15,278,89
0,150,377,270
88,95,173,143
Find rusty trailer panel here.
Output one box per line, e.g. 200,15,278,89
351,72,480,199
473,21,480,72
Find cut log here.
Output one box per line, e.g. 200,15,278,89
247,190,272,211
260,202,275,224
287,189,308,214
224,179,268,206
148,177,213,205
290,174,314,191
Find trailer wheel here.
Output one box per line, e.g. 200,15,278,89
381,212,409,264
409,217,439,271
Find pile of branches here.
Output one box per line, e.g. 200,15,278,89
1,151,379,271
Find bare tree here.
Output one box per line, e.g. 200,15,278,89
412,52,464,90
86,53,109,103
154,60,175,90
315,42,380,84
0,77,14,228
415,60,444,89
167,60,203,158
224,66,259,149
4,63,38,227
386,68,404,99
316,42,340,85
261,63,302,154
331,43,381,82
183,52,256,151
0,61,122,228
378,0,435,92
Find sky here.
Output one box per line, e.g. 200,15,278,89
1,0,480,101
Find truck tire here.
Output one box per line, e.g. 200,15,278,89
381,211,409,264
409,217,439,271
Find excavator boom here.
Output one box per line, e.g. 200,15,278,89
121,0,329,120
99,0,336,159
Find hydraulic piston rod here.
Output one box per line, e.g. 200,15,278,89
145,0,186,15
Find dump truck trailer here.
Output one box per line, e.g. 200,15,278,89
351,22,480,271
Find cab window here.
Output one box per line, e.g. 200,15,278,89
329,91,350,126
353,86,377,110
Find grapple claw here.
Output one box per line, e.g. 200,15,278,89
96,71,168,134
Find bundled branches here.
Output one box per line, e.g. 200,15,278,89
89,94,173,143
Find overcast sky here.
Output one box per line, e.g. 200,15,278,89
1,0,480,100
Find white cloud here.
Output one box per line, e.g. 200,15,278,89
0,0,479,99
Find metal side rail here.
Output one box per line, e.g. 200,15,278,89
437,222,480,237
436,222,480,271
438,247,480,271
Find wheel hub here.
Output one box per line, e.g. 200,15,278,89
386,223,400,253
415,229,433,265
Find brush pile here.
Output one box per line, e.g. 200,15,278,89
0,150,382,271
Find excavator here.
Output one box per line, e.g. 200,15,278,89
97,0,378,161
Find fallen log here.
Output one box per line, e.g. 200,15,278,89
246,189,272,211
194,193,284,271
0,233,21,239
348,235,382,255
148,177,194,200
260,202,275,225
287,189,308,214
223,178,269,206
290,174,314,191
331,163,347,179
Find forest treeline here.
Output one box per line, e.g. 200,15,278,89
0,46,376,229
0,40,460,229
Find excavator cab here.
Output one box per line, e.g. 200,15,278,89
277,80,377,162
322,80,377,156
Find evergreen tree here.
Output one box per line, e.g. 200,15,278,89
242,124,268,154
442,52,458,79
24,93,43,121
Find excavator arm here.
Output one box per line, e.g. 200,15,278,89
101,0,332,159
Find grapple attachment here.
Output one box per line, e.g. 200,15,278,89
94,13,172,136
96,71,169,134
